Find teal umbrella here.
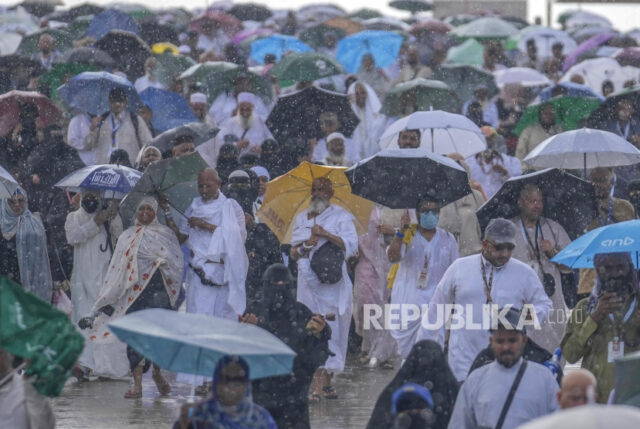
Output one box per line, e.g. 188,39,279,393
109,308,296,380
389,0,433,14
16,28,73,55
450,17,519,41
445,39,484,66
270,52,344,83
514,96,601,136
153,52,195,87
382,79,460,116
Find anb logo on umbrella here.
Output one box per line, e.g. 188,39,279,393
601,237,634,248
89,169,121,186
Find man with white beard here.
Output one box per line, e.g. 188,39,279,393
348,81,386,160
290,177,358,400
208,75,271,125
322,133,353,167
217,92,273,156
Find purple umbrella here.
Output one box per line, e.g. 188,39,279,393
232,28,274,45
563,32,615,72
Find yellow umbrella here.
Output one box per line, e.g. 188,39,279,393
258,162,374,244
325,17,364,35
152,42,179,55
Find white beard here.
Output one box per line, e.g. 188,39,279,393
238,114,254,129
308,196,330,215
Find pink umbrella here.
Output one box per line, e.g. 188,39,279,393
189,10,243,37
0,90,62,137
410,19,452,36
232,28,274,45
562,32,616,72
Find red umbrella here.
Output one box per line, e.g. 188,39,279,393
410,19,452,36
189,10,243,37
0,90,62,137
615,47,640,68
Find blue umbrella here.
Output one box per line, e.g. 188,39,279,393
108,309,296,380
551,220,640,268
336,30,403,74
58,71,143,116
250,34,312,64
84,9,140,40
539,82,605,102
139,87,197,133
54,164,142,199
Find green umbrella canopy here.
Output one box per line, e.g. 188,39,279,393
450,17,519,41
514,96,602,136
432,64,498,102
382,78,460,116
153,52,195,87
445,39,484,66
349,9,383,20
39,62,97,102
66,15,93,41
111,2,154,21
389,0,433,13
179,61,272,104
505,25,546,51
17,28,73,55
270,52,345,84
298,24,347,49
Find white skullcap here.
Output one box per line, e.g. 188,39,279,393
327,132,345,142
178,44,191,54
250,166,270,180
237,92,255,105
190,92,207,104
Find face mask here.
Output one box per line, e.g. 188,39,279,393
419,211,439,230
82,199,99,214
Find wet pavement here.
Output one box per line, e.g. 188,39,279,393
52,356,399,428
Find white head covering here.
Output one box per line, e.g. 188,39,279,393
327,132,345,143
237,92,255,105
134,145,162,170
178,44,191,54
136,196,159,221
347,80,382,114
250,165,270,180
190,92,207,104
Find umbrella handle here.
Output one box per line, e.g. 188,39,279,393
0,362,26,386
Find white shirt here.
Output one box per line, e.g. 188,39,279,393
448,359,559,429
67,113,94,166
466,153,523,199
84,111,152,165
416,254,552,381
313,136,360,164
217,114,273,156
134,75,165,93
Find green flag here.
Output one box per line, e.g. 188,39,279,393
0,277,84,397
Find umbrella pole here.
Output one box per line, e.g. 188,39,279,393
431,128,434,152
584,153,587,179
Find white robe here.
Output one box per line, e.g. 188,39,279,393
84,111,152,165
67,113,94,166
448,359,559,429
466,153,522,199
389,228,458,357
217,114,273,156
65,208,123,370
312,136,360,165
208,92,270,126
416,254,553,381
291,204,358,371
348,81,386,160
0,374,55,429
134,75,165,93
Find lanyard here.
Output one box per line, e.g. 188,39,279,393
480,256,494,303
520,219,542,261
609,298,637,341
598,198,614,226
617,121,630,139
110,114,123,148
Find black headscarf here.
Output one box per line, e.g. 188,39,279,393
366,340,460,429
216,143,240,185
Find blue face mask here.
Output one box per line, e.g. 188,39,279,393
420,211,439,230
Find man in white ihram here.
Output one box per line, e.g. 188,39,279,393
216,92,273,156
416,218,552,381
290,177,358,399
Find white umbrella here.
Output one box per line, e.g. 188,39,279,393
523,128,640,171
565,11,612,29
379,110,486,158
560,58,635,96
494,67,551,89
0,165,19,198
516,27,577,60
0,31,22,55
519,404,640,429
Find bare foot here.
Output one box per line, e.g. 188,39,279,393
124,388,142,399
152,370,171,395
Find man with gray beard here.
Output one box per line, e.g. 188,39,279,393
216,92,273,157
290,177,358,401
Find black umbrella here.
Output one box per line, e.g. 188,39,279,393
345,148,472,209
140,21,180,46
228,3,272,22
55,47,116,70
44,3,105,23
266,86,359,143
585,85,640,130
476,168,597,240
150,122,219,154
95,30,151,81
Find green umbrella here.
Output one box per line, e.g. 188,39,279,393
389,0,433,14
431,64,498,102
0,277,84,397
450,17,519,41
513,96,602,136
298,24,347,49
270,52,344,84
179,61,272,104
66,15,93,41
445,39,484,66
381,78,460,116
153,52,195,87
39,62,97,102
17,28,73,55
348,8,382,20
112,3,154,21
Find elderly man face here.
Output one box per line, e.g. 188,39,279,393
309,178,333,215
327,136,345,157
198,169,221,201
557,369,597,409
238,102,253,119
190,102,207,120
518,185,544,223
595,253,633,300
38,34,55,54
590,168,613,200
398,130,420,148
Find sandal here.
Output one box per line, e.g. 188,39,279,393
124,388,142,399
308,392,321,404
152,370,171,395
322,385,338,400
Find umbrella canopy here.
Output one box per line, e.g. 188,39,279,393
363,17,411,33
257,162,373,244
58,71,143,116
523,128,640,170
585,85,640,129
140,21,179,46
152,52,195,87
84,8,141,40
450,17,519,41
410,19,452,36
381,79,460,116
109,308,295,380
349,8,382,20
38,62,97,102
270,52,345,84
565,10,612,29
615,351,640,406
152,42,179,55
445,38,484,66
0,31,22,56
562,32,617,72
297,4,346,22
513,96,602,136
379,110,486,157
388,0,433,13
119,151,208,226
188,10,242,37
250,34,312,64
228,3,272,22
44,3,104,23
0,90,63,137
510,26,577,60
54,46,116,70
55,164,142,199
298,24,347,50
325,17,364,35
111,3,154,21
150,122,219,154
552,220,640,269
476,168,596,239
266,86,359,143
0,164,20,198
538,82,604,102
494,67,551,89
0,7,39,35
615,47,640,68
336,30,403,74
346,148,471,209
232,28,274,45
562,57,632,99
139,87,197,133
95,30,152,81
519,404,640,429
16,28,73,56
431,64,498,103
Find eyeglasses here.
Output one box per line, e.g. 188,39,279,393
488,241,515,252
